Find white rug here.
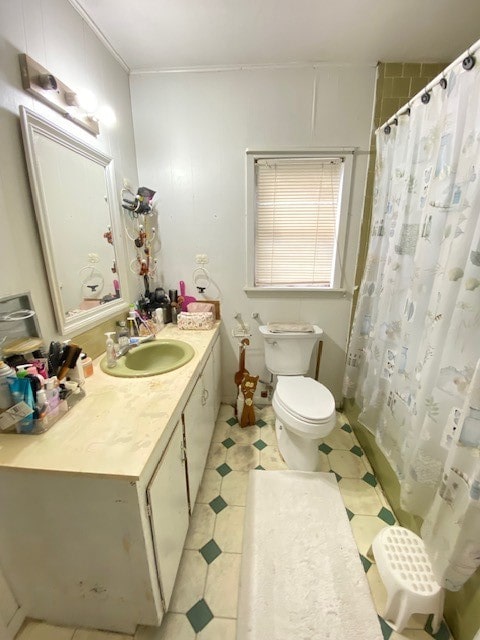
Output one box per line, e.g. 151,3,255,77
236,471,383,640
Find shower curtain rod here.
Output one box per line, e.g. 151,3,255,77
376,36,480,133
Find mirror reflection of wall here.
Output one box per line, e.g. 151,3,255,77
20,106,129,336
33,132,118,315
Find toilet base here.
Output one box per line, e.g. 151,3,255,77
275,418,324,472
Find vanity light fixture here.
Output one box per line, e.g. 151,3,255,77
18,54,99,136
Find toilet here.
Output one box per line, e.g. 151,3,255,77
259,324,336,471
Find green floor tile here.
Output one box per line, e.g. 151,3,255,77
319,442,332,454
378,616,393,639
362,472,378,487
186,598,214,632
256,419,267,427
341,423,353,433
216,462,232,477
426,616,451,640
209,495,228,514
222,437,235,449
226,417,238,426
255,465,265,470
199,539,222,564
253,439,267,450
360,553,372,572
378,507,396,525
330,470,342,482
350,445,364,457
346,508,355,521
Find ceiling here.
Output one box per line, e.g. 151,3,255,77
69,0,480,73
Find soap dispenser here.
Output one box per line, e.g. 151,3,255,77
105,332,117,368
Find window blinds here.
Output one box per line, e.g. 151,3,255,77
254,157,343,287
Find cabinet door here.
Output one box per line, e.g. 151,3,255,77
212,336,221,420
147,421,189,610
183,355,215,507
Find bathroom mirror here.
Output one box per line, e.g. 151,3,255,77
20,106,128,336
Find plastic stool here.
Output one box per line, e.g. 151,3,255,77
371,526,444,633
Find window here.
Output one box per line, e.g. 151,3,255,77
246,151,353,290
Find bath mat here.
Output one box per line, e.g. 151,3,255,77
237,471,383,640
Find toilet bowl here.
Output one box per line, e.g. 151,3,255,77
273,375,336,471
259,324,336,472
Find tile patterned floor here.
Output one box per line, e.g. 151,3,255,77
16,404,452,640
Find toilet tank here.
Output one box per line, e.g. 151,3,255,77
259,325,323,375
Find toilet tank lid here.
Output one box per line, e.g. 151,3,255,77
276,376,335,422
259,324,323,336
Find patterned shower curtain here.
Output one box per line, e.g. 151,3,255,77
344,58,480,590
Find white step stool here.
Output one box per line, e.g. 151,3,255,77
371,526,444,633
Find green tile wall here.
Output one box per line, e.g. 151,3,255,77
352,62,447,322
71,310,127,360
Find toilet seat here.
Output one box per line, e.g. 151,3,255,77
275,376,335,424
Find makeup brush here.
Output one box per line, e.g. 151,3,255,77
57,344,82,381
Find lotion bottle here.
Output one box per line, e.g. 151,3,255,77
105,332,117,368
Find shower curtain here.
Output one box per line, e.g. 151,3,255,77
344,57,480,590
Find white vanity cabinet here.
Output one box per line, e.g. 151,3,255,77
147,420,189,610
0,326,221,635
183,351,215,507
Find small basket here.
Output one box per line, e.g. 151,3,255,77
177,311,214,330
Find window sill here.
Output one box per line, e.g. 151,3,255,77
243,287,350,298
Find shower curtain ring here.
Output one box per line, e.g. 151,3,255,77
463,53,475,71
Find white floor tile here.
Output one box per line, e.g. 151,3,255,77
328,449,369,478
226,423,260,444
259,445,287,470
322,426,355,450
211,421,230,443
214,505,245,553
184,503,216,550
349,514,388,555
225,444,259,471
205,442,227,469
338,478,385,515
204,553,241,618
220,470,250,506
73,631,132,640
257,423,277,445
169,550,208,613
134,614,195,640
196,468,222,504
16,622,76,640
196,617,236,640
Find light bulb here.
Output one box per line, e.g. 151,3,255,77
96,105,117,127
75,88,98,113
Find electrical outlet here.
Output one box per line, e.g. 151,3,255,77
195,254,209,264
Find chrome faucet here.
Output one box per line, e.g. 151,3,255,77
117,329,156,358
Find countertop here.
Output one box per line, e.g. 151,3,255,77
0,323,220,479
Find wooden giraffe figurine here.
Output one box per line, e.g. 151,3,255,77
240,373,259,428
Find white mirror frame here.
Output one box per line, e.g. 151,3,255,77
20,106,129,336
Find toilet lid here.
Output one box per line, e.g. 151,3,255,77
276,376,335,423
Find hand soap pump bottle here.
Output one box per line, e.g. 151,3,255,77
105,332,117,368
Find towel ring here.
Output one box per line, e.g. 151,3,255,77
193,266,211,293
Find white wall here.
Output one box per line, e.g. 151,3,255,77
130,65,376,404
0,0,139,343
